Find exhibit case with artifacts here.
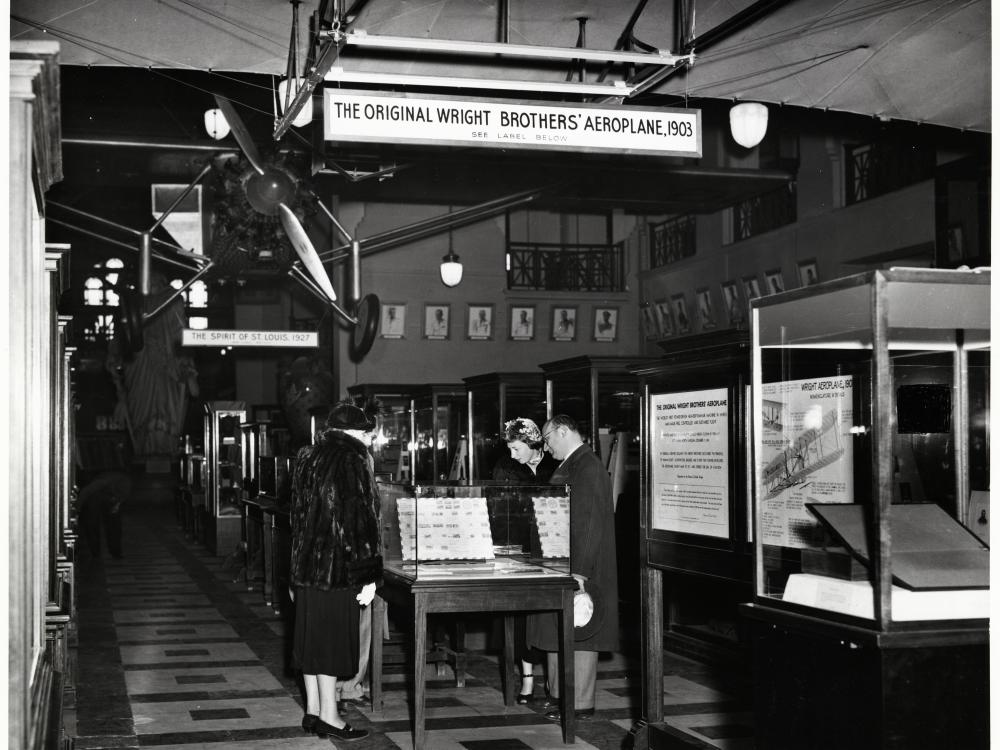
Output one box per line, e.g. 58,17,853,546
463,372,546,481
377,481,571,580
410,384,467,482
371,481,580,749
203,401,247,555
742,268,989,750
540,355,652,460
348,383,413,479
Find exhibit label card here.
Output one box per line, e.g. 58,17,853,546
650,388,730,538
397,497,494,561
531,496,570,558
758,375,854,548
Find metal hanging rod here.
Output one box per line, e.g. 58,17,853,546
326,30,692,66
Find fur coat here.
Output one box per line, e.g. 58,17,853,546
290,429,383,590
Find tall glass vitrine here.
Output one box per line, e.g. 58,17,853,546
409,384,467,482
463,372,546,481
743,268,989,750
347,383,414,480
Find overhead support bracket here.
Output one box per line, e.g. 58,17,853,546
324,68,637,96
327,29,691,66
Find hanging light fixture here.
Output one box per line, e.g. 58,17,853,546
440,211,463,286
204,108,231,140
729,102,768,148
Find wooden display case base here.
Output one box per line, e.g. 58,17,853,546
741,604,988,750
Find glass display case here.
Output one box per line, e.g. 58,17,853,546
743,268,989,750
540,355,652,459
750,268,989,626
348,383,414,480
378,481,571,581
463,372,546,481
409,384,467,482
203,401,247,555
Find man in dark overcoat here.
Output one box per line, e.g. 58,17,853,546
527,414,619,720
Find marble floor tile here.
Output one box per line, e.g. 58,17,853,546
125,665,284,695
120,641,259,665
661,675,732,704
131,695,305,735
116,622,240,642
113,608,227,625
385,722,603,750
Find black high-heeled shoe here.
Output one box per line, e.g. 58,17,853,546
313,718,369,742
301,713,318,733
516,692,535,705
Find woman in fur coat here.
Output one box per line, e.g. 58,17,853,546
290,402,383,742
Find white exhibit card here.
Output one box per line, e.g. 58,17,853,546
531,495,570,558
650,388,730,538
758,375,854,548
396,496,495,561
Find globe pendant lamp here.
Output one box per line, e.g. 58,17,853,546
729,102,768,148
440,208,463,286
440,250,463,287
204,108,231,140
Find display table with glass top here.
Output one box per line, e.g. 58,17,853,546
742,268,990,750
371,481,578,749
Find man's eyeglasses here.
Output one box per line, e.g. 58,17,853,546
541,430,556,445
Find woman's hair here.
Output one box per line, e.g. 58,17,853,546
502,417,543,449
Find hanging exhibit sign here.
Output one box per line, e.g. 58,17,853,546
649,388,731,538
182,329,319,347
324,89,701,157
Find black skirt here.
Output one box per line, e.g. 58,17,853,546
292,585,361,677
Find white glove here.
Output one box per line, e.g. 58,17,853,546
356,582,376,607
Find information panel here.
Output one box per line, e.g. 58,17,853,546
650,388,730,538
758,375,855,548
324,89,702,157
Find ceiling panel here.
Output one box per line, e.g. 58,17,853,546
12,0,990,132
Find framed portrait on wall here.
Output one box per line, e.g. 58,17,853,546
551,306,577,341
642,305,659,340
380,302,406,339
655,299,674,337
509,305,535,340
696,287,717,330
742,274,762,303
467,303,494,340
671,294,691,334
593,307,619,342
797,259,820,287
720,281,744,326
424,303,450,340
765,268,786,295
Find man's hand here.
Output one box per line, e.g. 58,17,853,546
356,582,376,607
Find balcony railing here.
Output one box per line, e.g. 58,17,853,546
846,140,935,204
733,183,797,242
506,241,625,292
649,215,696,268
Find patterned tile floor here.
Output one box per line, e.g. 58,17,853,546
68,477,754,750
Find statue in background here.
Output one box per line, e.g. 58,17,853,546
107,274,199,459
